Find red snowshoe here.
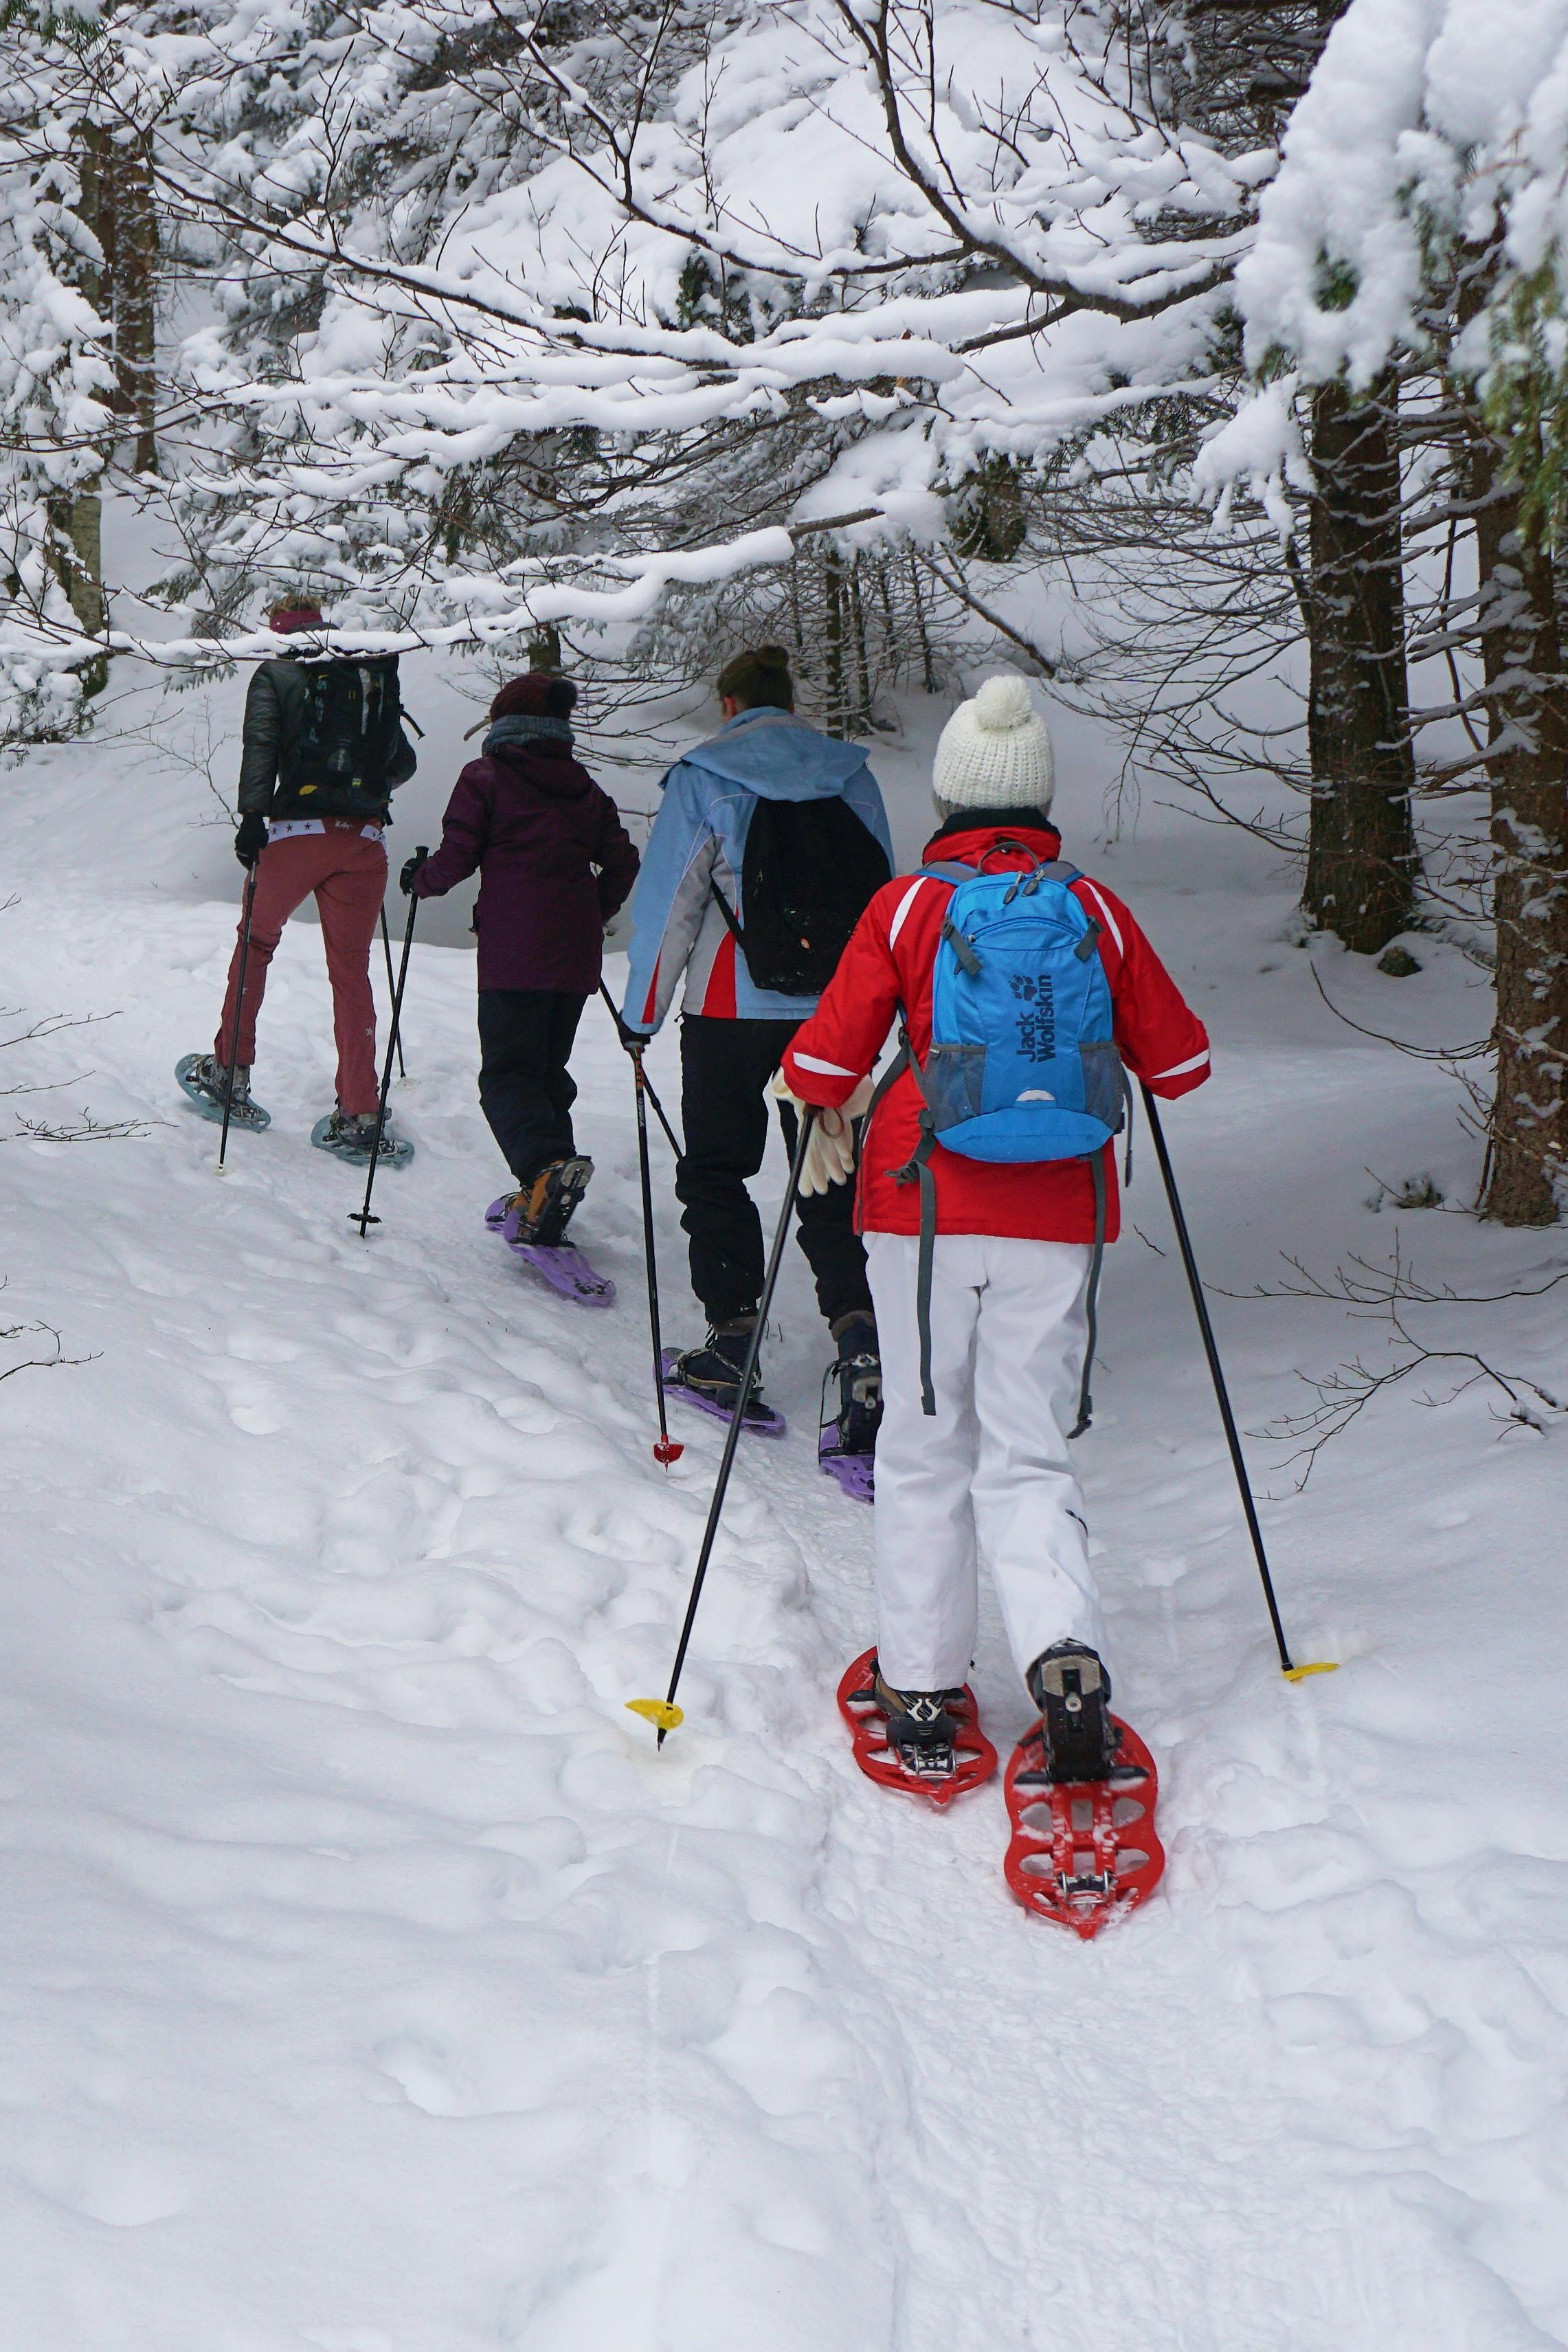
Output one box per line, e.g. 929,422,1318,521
836,1649,998,1806
1003,1716,1164,1939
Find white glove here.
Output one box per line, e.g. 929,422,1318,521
771,1071,876,1196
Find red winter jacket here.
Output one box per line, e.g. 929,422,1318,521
781,822,1210,1244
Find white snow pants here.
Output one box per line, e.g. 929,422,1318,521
865,1231,1107,1692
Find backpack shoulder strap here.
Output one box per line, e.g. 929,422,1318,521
919,860,978,885
870,1020,941,1415
708,874,745,945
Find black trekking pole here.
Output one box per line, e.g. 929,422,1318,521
631,1044,684,1468
1139,1083,1336,1683
216,866,259,1176
598,981,682,1156
629,1108,816,1742
352,848,427,1237
379,905,407,1082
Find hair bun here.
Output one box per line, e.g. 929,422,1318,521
972,675,1035,732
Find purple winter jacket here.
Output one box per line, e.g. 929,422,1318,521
414,735,640,993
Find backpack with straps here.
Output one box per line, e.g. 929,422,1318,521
882,846,1129,1434
711,794,892,997
282,655,406,814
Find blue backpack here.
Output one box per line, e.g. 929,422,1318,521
886,847,1128,1431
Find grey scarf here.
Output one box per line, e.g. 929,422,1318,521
484,712,574,757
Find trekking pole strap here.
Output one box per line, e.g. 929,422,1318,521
597,982,684,1156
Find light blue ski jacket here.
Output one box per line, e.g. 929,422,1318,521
620,707,891,1033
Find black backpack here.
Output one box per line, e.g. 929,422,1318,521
283,655,406,811
712,794,892,996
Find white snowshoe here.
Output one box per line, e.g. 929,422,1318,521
311,1108,413,1168
176,1053,271,1131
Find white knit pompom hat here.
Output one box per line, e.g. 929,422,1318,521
932,675,1055,813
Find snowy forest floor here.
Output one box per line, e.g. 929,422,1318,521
4,689,1568,2351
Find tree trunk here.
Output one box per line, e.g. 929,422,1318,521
1302,375,1418,950
908,552,938,693
849,557,873,732
52,127,110,697
1470,431,1568,1224
823,548,847,737
108,135,158,473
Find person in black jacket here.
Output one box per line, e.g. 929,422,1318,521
177,600,418,1161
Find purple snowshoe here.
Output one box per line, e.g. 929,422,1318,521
819,1429,874,1502
513,1244,615,1307
660,1348,787,1439
486,1196,616,1308
818,1314,879,1500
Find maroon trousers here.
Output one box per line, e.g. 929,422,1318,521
214,824,387,1115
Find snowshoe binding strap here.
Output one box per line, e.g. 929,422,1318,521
1027,1642,1117,1784
820,1325,882,1458
1003,1713,1164,1939
669,1321,763,1409
876,1672,959,1777
836,1649,998,1806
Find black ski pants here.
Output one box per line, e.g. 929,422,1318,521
677,1013,872,1328
478,988,586,1185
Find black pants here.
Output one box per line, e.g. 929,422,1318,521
677,1014,872,1327
478,989,587,1185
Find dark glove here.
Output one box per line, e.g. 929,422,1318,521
234,812,269,869
616,1012,651,1053
399,853,425,897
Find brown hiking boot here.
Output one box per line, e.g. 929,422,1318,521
503,1155,594,1246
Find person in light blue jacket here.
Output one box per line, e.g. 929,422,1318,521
620,645,893,1433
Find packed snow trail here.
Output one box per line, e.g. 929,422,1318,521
3,701,1567,2348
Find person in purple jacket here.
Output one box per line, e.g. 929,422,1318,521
403,671,639,1244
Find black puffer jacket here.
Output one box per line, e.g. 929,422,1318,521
237,655,417,823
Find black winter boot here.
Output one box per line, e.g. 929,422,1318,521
827,1310,882,1455
871,1663,962,1780
671,1316,761,1409
1027,1642,1117,1783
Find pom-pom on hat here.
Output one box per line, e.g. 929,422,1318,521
932,675,1055,813
490,672,577,722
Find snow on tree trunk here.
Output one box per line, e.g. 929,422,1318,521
1302,375,1417,953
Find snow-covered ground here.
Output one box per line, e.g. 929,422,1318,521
3,673,1567,2351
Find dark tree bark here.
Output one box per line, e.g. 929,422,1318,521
49,128,110,697
1301,377,1418,951
80,124,159,474
109,134,159,474
1468,431,1568,1225
823,548,847,737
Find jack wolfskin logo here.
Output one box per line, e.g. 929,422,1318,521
1012,972,1055,1060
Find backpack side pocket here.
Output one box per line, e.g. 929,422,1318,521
923,1041,987,1130
1079,1040,1128,1133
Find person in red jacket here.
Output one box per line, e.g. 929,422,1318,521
407,671,639,1242
778,675,1209,1784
